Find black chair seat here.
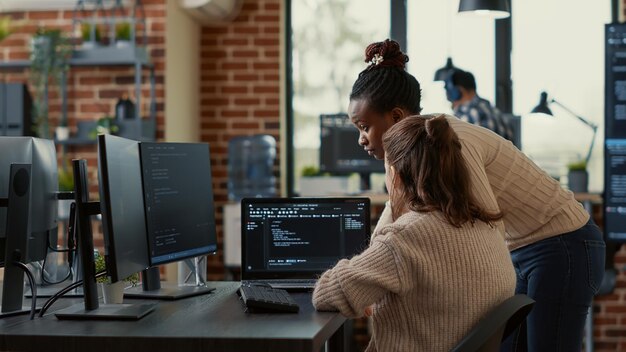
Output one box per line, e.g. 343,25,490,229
451,294,535,352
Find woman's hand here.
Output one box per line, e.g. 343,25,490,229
364,305,374,317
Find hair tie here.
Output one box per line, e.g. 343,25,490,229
368,53,384,67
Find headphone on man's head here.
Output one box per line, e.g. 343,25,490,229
444,72,461,103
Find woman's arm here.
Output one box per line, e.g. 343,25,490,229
312,239,406,318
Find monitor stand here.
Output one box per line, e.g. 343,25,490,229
54,302,156,320
124,266,215,300
0,305,42,318
55,159,157,321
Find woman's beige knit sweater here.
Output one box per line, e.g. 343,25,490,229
313,211,516,352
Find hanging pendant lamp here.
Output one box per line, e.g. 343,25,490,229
434,57,456,81
458,0,510,19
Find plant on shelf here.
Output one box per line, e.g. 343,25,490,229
115,22,132,45
57,160,74,219
29,28,72,139
299,166,352,196
0,16,11,42
80,23,101,47
89,115,119,139
567,160,587,172
301,165,323,177
58,163,74,192
566,160,588,193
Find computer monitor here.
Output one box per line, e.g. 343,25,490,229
501,113,522,150
604,139,626,243
125,140,218,299
97,134,151,283
0,137,58,317
0,137,58,263
54,157,156,320
319,114,384,190
140,142,217,265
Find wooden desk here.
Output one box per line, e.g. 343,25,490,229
0,281,347,352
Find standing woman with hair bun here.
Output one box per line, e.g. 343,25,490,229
313,115,516,351
322,38,604,351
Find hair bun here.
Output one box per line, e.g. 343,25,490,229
364,39,409,70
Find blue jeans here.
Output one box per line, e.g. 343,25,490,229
501,220,605,352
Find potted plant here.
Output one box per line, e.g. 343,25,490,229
94,253,139,304
299,166,352,196
80,23,101,49
89,115,119,139
115,22,132,47
29,28,72,139
567,160,588,193
0,16,11,42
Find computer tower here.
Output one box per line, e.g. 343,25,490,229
0,83,33,136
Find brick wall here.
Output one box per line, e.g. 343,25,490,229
198,0,281,278
0,1,166,245
594,241,626,350
0,0,166,184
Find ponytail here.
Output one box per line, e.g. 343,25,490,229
383,115,502,227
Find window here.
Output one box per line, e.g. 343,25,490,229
287,0,390,195
288,0,609,194
512,0,609,192
408,0,609,192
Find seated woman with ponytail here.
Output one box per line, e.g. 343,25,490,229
312,116,516,351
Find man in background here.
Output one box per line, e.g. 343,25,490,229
445,68,513,141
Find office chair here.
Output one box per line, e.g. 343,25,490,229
451,294,535,352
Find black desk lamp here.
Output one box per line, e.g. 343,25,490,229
531,91,598,165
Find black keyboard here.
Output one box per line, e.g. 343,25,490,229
238,284,300,313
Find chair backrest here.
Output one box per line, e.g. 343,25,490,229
451,294,535,352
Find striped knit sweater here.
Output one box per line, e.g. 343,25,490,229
313,211,516,352
376,115,590,251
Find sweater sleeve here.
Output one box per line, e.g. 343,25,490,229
372,201,392,240
312,239,405,318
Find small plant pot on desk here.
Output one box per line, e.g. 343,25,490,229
99,281,124,304
568,170,588,193
567,160,588,193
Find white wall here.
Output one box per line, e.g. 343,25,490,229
408,0,610,192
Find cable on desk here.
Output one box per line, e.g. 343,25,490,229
12,261,37,320
38,269,106,318
40,235,74,285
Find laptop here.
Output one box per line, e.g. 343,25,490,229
241,197,371,290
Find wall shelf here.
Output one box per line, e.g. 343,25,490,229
0,44,156,142
71,46,151,66
0,47,150,68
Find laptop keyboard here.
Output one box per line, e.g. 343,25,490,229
237,284,300,313
261,279,317,288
